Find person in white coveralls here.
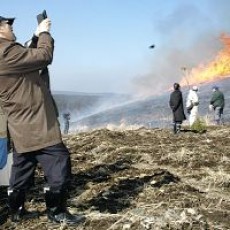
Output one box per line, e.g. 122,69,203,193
186,86,199,126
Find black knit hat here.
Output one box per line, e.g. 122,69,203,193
173,83,180,90
0,16,15,25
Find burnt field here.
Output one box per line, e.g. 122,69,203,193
1,125,230,229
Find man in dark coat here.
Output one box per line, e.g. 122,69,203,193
169,83,186,134
63,112,71,134
209,86,225,125
0,16,84,224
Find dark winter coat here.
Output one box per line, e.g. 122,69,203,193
0,33,62,153
210,90,225,109
169,90,186,122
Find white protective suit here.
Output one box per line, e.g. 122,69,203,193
186,88,199,126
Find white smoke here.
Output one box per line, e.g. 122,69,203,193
132,1,230,96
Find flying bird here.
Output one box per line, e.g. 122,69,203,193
149,44,155,49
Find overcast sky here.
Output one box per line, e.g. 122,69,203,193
1,1,230,95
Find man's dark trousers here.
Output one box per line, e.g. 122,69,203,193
9,142,72,192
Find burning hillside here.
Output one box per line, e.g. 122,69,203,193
180,34,230,86
1,125,230,229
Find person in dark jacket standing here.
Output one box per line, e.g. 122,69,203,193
63,112,71,134
209,86,225,125
169,83,186,134
0,16,84,224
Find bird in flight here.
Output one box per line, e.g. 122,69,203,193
149,44,155,49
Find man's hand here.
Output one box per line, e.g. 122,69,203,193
35,18,51,36
209,104,214,111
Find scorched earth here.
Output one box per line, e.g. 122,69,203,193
0,125,230,229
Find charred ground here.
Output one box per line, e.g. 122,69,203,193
1,125,230,229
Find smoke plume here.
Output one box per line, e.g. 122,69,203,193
132,1,230,96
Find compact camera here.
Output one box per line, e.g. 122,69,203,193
37,10,47,24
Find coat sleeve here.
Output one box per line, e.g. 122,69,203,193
24,35,39,48
210,93,216,105
1,32,54,75
169,94,174,109
192,91,199,105
222,92,225,108
186,91,192,108
186,90,199,108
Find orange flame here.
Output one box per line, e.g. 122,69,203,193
180,34,230,87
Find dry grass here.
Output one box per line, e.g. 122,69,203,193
1,125,230,229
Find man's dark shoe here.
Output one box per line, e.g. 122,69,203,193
10,206,39,222
47,209,85,224
7,189,38,222
45,189,85,225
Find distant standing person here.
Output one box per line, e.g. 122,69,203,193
186,85,199,126
169,83,186,134
63,112,71,134
209,86,225,125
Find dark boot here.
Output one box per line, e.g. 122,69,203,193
173,123,177,134
176,123,181,133
45,190,85,225
7,189,38,222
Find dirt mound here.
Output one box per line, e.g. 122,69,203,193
1,126,230,229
